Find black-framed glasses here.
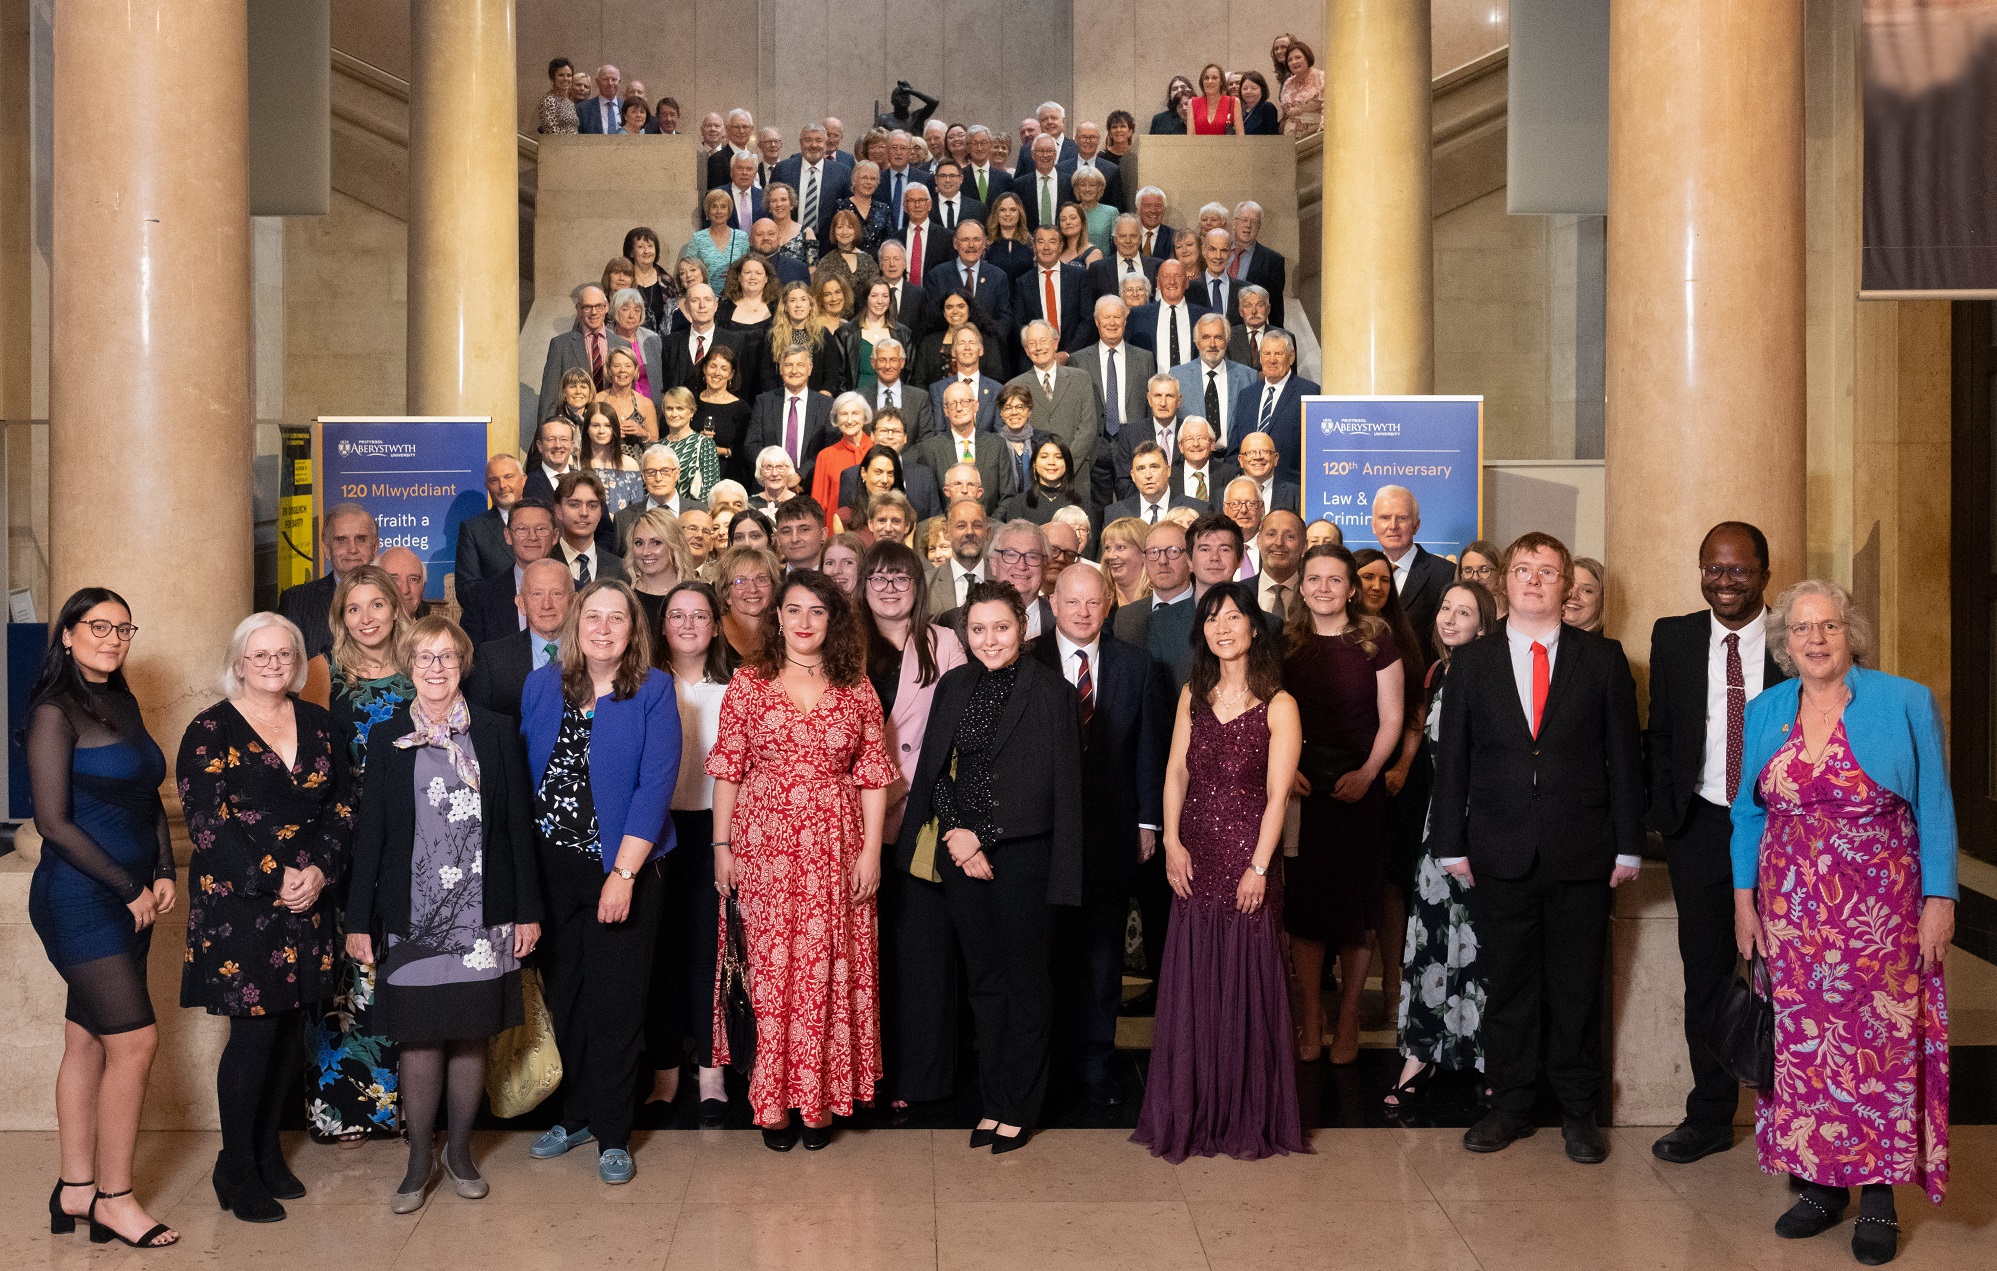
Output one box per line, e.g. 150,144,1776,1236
992,548,1045,567
1143,546,1186,561
1047,548,1079,565
866,573,915,593
82,620,139,641
1700,564,1760,582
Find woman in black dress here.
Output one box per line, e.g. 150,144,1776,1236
1280,546,1405,1064
28,588,179,1249
692,344,752,482
1149,76,1195,134
346,616,542,1211
180,612,354,1224
1239,72,1281,135
995,436,1092,532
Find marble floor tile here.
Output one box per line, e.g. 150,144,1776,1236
392,1200,678,1271
934,1200,1209,1271
1171,1128,1432,1206
1405,1123,1683,1203
680,1127,935,1206
150,1202,420,1271
933,1128,1183,1204
427,1129,697,1205
1444,1197,1757,1271
1188,1197,1480,1271
664,1202,936,1270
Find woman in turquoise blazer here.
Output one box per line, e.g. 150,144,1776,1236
1726,580,1954,1261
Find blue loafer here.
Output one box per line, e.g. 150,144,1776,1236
528,1125,593,1159
597,1149,634,1185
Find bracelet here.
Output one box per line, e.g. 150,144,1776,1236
712,840,732,848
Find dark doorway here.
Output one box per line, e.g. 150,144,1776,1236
1950,300,1997,864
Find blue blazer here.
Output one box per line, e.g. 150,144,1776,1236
1232,373,1321,483
520,663,681,869
1728,665,1957,898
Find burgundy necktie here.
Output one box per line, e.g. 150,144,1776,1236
1725,632,1745,801
784,396,801,464
910,225,924,285
693,333,706,362
1075,649,1094,734
588,331,606,390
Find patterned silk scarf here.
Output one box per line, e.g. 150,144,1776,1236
394,695,481,791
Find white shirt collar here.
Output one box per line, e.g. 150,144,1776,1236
1506,619,1560,656
1055,630,1101,682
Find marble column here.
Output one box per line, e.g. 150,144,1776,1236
1319,0,1434,394
49,0,253,752
407,0,518,458
1605,0,1806,643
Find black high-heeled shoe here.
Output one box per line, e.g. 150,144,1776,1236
991,1126,1031,1155
88,1189,178,1248
48,1178,93,1235
969,1125,997,1149
212,1152,287,1223
257,1142,306,1201
761,1119,799,1152
1383,1062,1434,1111
800,1123,832,1151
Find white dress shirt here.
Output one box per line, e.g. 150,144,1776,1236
1153,303,1194,370
645,493,683,516
1386,543,1415,593
1114,253,1146,277
1695,609,1768,807
685,323,719,362
1055,631,1100,702
1179,460,1216,501
559,540,601,584
1195,358,1233,445
1257,569,1295,618
949,559,985,608
937,194,963,229
1134,492,1172,523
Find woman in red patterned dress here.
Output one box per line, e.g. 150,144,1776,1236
709,569,898,1151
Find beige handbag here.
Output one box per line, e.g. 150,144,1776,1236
486,967,562,1118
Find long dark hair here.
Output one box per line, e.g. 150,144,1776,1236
1188,582,1283,711
728,507,776,546
1352,547,1428,703
30,587,134,725
750,569,866,687
856,540,940,687
656,580,732,682
1024,436,1077,509
1282,543,1389,657
936,285,1004,363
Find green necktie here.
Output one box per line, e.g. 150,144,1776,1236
544,641,559,662
1041,177,1054,226
976,168,987,202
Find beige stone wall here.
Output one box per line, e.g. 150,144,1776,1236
283,191,409,420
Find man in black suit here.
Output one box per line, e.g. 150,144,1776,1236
864,340,935,439
1186,513,1273,631
1033,564,1169,1105
1371,484,1456,662
929,160,986,237
455,455,525,589
878,129,933,221
960,125,1012,207
1225,201,1288,320
1126,261,1209,373
1234,432,1301,516
1192,228,1245,322
1429,532,1645,1165
772,122,851,242
1087,215,1163,303
1226,285,1278,365
703,108,757,190
743,346,837,489
612,447,689,553
1018,134,1073,234
458,498,557,645
1011,101,1079,176
1103,442,1207,526
892,185,953,286
1102,373,1189,503
927,219,1011,333
1013,226,1094,355
875,241,936,342
278,503,379,660
653,283,735,394
1134,187,1175,260
1646,521,1785,1165
463,557,573,718
521,418,575,505
551,472,627,585
1171,417,1233,509
748,219,810,286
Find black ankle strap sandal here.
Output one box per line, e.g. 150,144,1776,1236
89,1189,178,1249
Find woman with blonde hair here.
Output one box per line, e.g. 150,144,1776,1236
627,508,699,633
1099,517,1153,607
983,192,1035,279
659,385,720,501
714,545,780,667
681,188,749,286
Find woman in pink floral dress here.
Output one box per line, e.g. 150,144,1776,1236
1730,581,1955,1266
709,570,897,1151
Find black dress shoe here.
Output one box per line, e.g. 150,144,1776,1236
1851,1214,1899,1265
698,1098,728,1128
991,1128,1031,1154
969,1126,997,1149
761,1123,799,1153
800,1123,832,1151
1651,1121,1733,1165
1118,988,1157,1017
1085,1077,1124,1107
1774,1188,1848,1238
1462,1109,1536,1154
1561,1117,1609,1164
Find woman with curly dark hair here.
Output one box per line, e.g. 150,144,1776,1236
708,570,898,1151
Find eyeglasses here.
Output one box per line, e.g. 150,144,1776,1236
1143,546,1186,561
992,548,1045,567
1459,564,1496,580
1511,565,1563,583
1700,564,1761,582
411,652,460,670
241,648,294,667
1787,620,1846,639
866,573,915,592
1223,499,1261,513
1047,548,1079,565
729,575,771,589
81,620,139,641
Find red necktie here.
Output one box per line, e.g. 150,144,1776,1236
693,333,706,362
1530,641,1550,737
909,225,924,285
1228,247,1247,279
1725,632,1745,801
588,331,606,390
1043,268,1059,330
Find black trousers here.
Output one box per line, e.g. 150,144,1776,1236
1665,797,1743,1128
1467,858,1611,1118
647,810,719,1070
940,833,1055,1128
1056,873,1129,1086
879,865,959,1103
542,852,666,1150
1133,849,1173,983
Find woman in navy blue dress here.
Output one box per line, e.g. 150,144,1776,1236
28,588,179,1249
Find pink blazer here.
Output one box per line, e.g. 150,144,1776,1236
881,624,967,840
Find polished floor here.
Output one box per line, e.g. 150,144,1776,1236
6,1123,1994,1269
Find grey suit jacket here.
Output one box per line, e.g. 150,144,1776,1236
1226,324,1276,369
1005,365,1104,478
924,559,987,620
1069,341,1153,441
1170,357,1257,451
870,381,936,441
612,496,687,555
535,328,633,428
910,430,1016,511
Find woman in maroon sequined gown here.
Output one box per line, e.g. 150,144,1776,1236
1134,583,1308,1162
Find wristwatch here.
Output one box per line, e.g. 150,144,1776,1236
613,866,636,881
1251,863,1268,877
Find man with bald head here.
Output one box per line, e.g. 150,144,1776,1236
925,497,992,620
1031,562,1170,1105
750,217,810,285
1234,430,1300,514
457,453,527,586
1128,259,1209,372
928,218,1010,330
376,547,432,619
753,126,784,189
659,281,737,391
464,557,575,718
1371,483,1454,659
576,64,622,135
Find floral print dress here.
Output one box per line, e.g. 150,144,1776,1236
307,667,413,1139
1754,720,1949,1202
1398,670,1487,1072
177,699,353,1016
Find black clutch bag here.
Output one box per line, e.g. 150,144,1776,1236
1709,952,1775,1089
1298,742,1363,793
719,894,758,1076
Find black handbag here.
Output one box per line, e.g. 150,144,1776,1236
1709,952,1775,1089
719,893,758,1076
1298,742,1363,794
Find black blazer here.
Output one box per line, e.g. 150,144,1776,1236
1028,632,1170,893
1086,253,1161,302
454,507,511,589
743,389,837,488
1645,610,1789,835
277,573,339,661
347,702,544,940
895,655,1085,906
1427,623,1646,882
1398,545,1458,664
655,327,742,396
836,462,943,523
458,569,521,646
463,629,539,719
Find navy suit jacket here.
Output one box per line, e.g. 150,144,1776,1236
721,186,766,231
575,98,624,134
1142,224,1177,260
458,568,523,646
453,507,512,588
770,156,851,239
1101,490,1208,524
1125,297,1213,360
462,629,538,719
960,164,1014,206
1086,253,1161,302
927,373,1006,432
1012,136,1078,178
927,258,1014,331
1012,261,1095,351
744,389,838,488
1231,373,1321,482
